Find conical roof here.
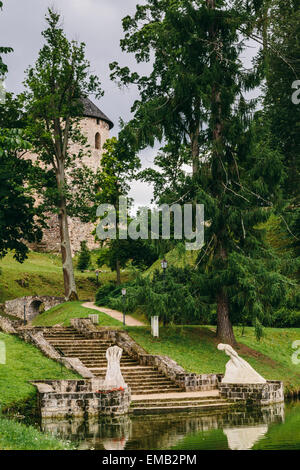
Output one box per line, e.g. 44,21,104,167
82,97,114,129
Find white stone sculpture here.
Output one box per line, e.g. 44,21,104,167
103,346,127,389
224,425,268,450
217,343,266,384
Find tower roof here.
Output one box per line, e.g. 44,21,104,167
82,97,114,130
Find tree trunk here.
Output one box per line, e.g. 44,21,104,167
207,0,236,345
215,242,236,345
116,258,121,285
56,165,78,301
216,289,236,345
191,129,200,176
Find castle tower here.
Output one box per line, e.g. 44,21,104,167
31,97,114,254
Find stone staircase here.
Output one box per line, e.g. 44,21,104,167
40,326,235,414
129,391,234,415
42,326,181,395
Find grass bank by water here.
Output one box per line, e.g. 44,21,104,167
0,417,75,450
0,332,79,410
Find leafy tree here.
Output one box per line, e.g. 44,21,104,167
0,1,43,262
77,241,91,272
0,2,13,79
97,239,158,275
0,129,43,261
22,8,103,300
110,0,296,344
95,135,141,284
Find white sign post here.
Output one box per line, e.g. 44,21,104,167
88,314,99,325
151,316,159,338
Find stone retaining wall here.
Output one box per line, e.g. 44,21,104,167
19,329,94,378
219,381,284,405
32,379,131,418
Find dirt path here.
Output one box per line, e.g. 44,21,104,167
82,302,145,327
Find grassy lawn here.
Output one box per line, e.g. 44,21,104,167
0,250,131,303
126,325,300,394
0,417,75,450
32,301,123,327
0,332,79,410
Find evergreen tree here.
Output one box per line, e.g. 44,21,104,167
77,241,91,272
111,0,297,344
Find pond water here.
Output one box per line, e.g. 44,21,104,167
41,401,300,450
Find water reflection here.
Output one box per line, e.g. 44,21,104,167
39,402,293,450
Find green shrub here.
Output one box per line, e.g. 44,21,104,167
77,241,91,272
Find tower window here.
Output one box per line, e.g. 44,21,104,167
95,132,101,150
97,118,100,125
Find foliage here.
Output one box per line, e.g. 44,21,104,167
0,127,43,263
0,1,13,78
77,241,91,272
95,135,142,283
97,239,158,273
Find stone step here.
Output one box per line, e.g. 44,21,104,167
124,379,175,385
130,387,181,394
81,362,139,367
130,399,228,408
131,394,223,404
91,367,158,374
46,340,112,344
130,402,234,415
51,347,114,351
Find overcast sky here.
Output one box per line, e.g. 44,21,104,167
0,0,155,210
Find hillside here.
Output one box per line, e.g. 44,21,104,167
0,250,129,303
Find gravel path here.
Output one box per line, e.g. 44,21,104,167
82,302,145,326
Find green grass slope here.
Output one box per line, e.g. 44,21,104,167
0,251,128,303
144,247,199,277
0,332,79,410
126,325,300,394
32,301,122,327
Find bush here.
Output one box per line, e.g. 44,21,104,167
270,308,300,328
77,241,91,272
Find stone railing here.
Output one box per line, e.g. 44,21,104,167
0,316,18,334
219,380,284,405
139,354,221,392
32,379,131,418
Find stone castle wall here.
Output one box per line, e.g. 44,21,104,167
27,116,110,254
